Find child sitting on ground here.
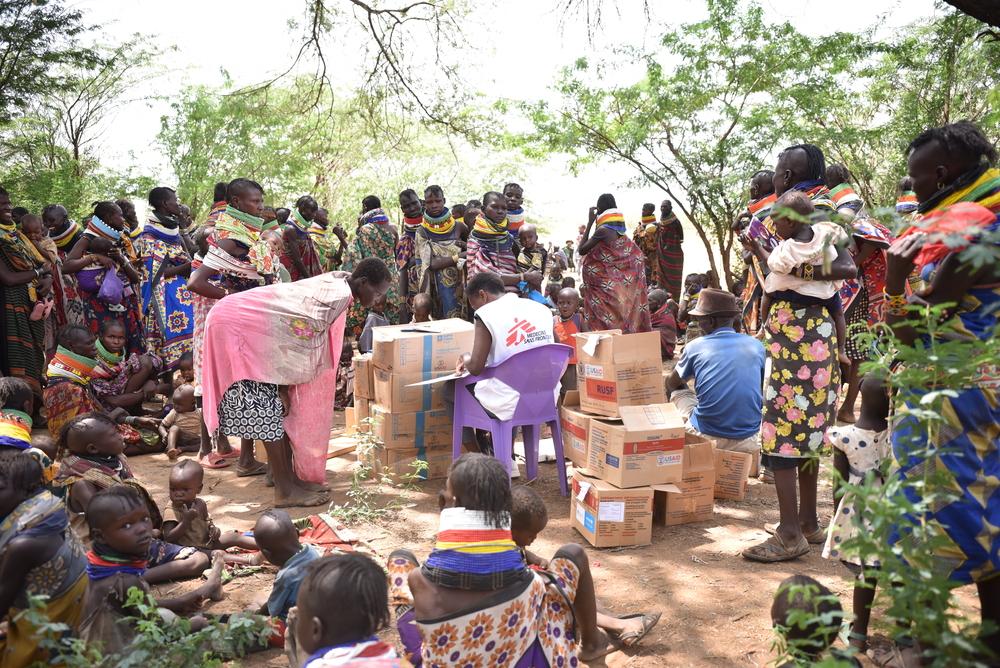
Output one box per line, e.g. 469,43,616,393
286,553,406,667
159,384,202,460
822,375,891,657
161,460,262,565
677,272,707,342
411,292,433,323
509,484,661,648
0,377,58,483
173,351,195,389
0,451,87,668
253,509,323,621
79,486,227,655
647,288,678,361
56,412,211,584
91,318,165,412
516,224,548,303
747,191,850,369
553,287,585,394
771,574,853,667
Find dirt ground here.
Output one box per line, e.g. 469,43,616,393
126,413,980,668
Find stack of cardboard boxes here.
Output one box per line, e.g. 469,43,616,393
564,330,755,548
353,319,475,482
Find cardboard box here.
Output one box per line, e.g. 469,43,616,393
373,368,449,413
371,319,474,374
368,445,453,482
355,397,371,432
652,435,717,526
571,470,653,548
574,330,666,417
751,451,760,479
586,404,685,488
560,391,591,468
353,354,375,400
369,404,452,450
714,449,754,501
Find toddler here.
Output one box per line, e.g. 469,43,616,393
160,384,202,460
516,224,548,303
411,292,433,323
770,574,852,666
19,213,55,321
253,509,322,621
91,318,163,412
823,374,890,656
173,351,195,389
161,460,261,565
553,287,585,394
647,288,678,360
751,191,850,369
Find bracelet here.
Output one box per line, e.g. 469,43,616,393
33,267,41,278
802,264,814,281
884,291,908,316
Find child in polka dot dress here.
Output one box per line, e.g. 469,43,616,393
822,375,890,655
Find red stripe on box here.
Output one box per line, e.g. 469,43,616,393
585,378,617,401
562,418,586,440
623,438,685,455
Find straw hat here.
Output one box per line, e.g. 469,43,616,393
688,288,740,316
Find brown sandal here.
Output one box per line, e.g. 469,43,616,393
742,533,810,562
764,522,826,544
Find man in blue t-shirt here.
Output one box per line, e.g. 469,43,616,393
666,288,765,455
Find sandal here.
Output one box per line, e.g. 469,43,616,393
742,533,810,563
166,448,181,462
759,468,774,484
199,452,231,469
218,446,241,460
764,522,826,544
236,461,268,477
610,612,661,648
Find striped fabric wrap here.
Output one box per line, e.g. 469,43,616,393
360,208,391,226
595,208,627,235
748,193,777,219
896,191,918,214
84,216,122,242
506,207,526,233
86,547,147,581
0,409,31,449
830,183,863,209
46,346,100,384
51,220,82,249
421,508,527,590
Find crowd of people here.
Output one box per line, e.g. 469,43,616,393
0,118,997,666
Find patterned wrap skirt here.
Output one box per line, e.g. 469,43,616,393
218,380,285,441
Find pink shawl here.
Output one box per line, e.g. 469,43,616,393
202,273,353,482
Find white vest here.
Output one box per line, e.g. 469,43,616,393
473,293,557,420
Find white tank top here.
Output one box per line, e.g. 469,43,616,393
473,293,557,420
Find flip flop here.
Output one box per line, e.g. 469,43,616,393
166,448,181,462
218,446,241,459
199,453,230,469
611,612,661,648
236,461,268,477
742,533,810,563
579,629,619,662
764,522,826,544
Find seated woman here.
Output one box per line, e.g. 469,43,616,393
91,319,166,412
388,453,659,666
43,324,161,456
0,451,87,668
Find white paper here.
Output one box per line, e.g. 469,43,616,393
576,481,592,502
575,503,586,526
598,501,625,522
406,372,468,387
581,334,603,358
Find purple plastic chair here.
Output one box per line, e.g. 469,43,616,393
451,343,573,495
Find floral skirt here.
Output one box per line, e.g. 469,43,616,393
761,301,840,461
218,380,285,441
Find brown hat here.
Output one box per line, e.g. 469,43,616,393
688,288,740,317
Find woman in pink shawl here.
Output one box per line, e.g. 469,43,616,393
201,258,391,508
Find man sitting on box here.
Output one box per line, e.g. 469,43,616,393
665,288,765,457
452,271,556,463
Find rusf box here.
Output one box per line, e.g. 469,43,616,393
586,404,685,488
574,330,666,417
653,435,717,526
571,469,653,548
714,449,754,501
373,368,449,413
370,404,452,450
560,390,591,468
353,354,375,400
371,319,474,374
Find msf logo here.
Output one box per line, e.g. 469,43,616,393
506,319,537,346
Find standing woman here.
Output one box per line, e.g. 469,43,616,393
63,201,146,357
656,199,684,300
465,191,534,293
279,195,323,282
0,188,51,401
136,187,193,371
342,196,402,336
578,193,651,333
884,121,1000,658
201,258,392,508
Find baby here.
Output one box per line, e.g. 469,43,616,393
253,509,322,621
553,288,584,394
19,214,55,321
516,224,547,303
159,384,202,460
510,485,660,648
411,292,433,324
161,460,261,565
751,191,850,368
173,351,195,389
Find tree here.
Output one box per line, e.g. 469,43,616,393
523,0,866,287
0,0,97,123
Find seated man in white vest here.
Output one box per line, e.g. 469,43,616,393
452,271,556,468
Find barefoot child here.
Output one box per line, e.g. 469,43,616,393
516,224,548,303
160,384,202,460
510,485,661,648
770,574,850,666
91,318,164,412
553,287,585,394
822,375,891,657
78,486,226,655
161,460,261,565
0,451,87,668
647,288,678,361
55,412,211,584
253,509,322,621
746,191,851,370
286,553,406,667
